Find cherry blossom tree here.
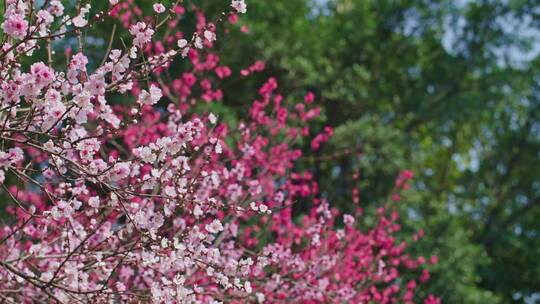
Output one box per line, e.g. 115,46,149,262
0,0,439,303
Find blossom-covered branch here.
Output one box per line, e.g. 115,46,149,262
0,0,439,303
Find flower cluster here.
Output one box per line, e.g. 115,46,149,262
0,1,439,303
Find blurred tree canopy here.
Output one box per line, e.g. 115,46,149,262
195,0,540,302
80,0,540,302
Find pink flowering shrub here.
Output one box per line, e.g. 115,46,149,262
0,0,439,303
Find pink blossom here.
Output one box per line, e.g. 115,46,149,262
231,0,247,14
205,219,224,234
49,0,65,17
153,3,166,14
138,85,162,105
2,13,28,39
129,22,154,47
